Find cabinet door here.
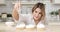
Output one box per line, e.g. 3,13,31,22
0,0,5,4
53,0,60,3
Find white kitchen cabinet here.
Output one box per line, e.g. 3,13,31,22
0,0,6,5
52,0,60,4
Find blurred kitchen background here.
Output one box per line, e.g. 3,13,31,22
0,0,60,32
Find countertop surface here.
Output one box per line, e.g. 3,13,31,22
0,22,60,32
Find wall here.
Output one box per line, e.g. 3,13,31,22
0,0,14,14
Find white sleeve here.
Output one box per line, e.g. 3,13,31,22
17,14,35,25
16,14,25,25
24,14,35,25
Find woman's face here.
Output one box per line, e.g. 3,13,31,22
33,8,42,21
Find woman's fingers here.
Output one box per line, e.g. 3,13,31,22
14,2,21,10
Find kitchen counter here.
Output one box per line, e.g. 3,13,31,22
0,22,60,32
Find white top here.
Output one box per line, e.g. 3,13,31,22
14,7,45,28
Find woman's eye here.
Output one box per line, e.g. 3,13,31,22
35,11,37,13
39,13,41,14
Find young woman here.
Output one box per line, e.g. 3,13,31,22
12,2,52,32
12,2,45,25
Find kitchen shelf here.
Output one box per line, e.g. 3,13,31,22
12,1,45,5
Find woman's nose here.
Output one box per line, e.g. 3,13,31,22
36,13,39,16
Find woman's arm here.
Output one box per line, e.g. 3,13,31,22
12,2,21,22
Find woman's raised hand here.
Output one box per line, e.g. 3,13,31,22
12,2,21,22
14,2,21,10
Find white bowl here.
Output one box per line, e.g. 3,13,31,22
16,24,25,28
37,24,45,28
16,23,25,30
5,22,14,26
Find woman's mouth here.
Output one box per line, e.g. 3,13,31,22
35,17,38,18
